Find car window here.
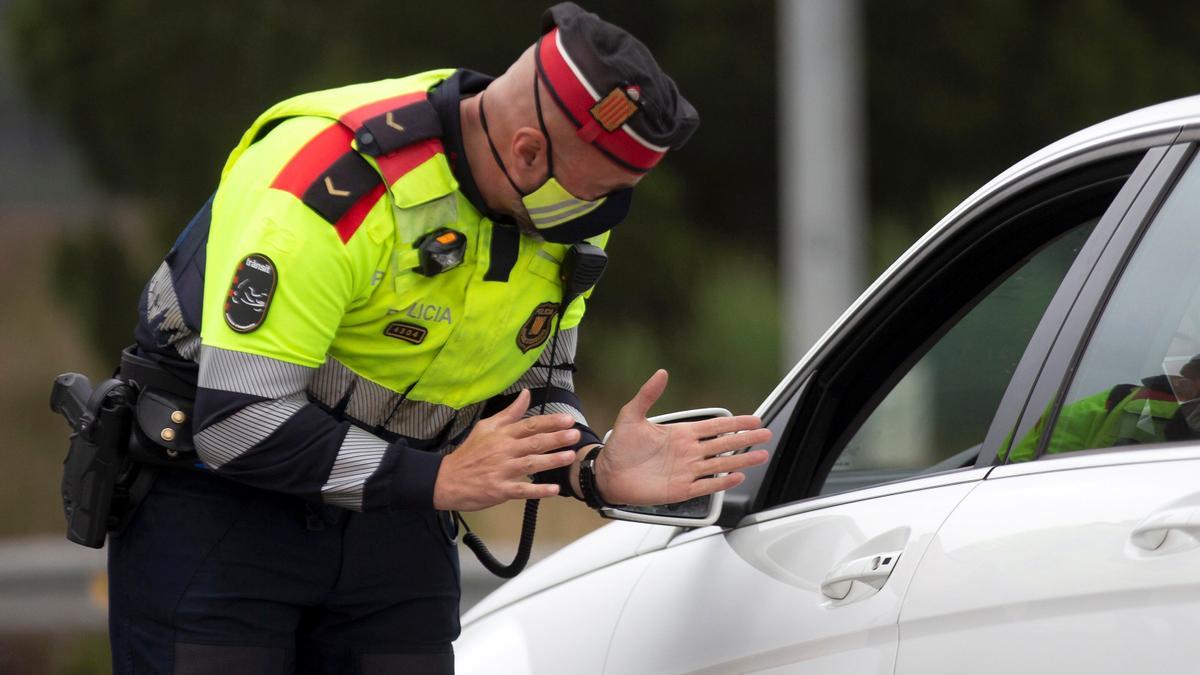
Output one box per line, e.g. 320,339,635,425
1012,153,1200,461
820,220,1097,495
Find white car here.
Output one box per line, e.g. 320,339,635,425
455,95,1200,674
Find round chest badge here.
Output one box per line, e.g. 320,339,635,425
224,253,277,333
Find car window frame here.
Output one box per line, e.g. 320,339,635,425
746,138,1177,520
1007,140,1200,467
715,371,808,527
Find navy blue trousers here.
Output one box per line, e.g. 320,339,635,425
108,468,460,674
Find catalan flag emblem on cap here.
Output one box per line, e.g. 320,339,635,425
590,87,641,132
537,2,700,173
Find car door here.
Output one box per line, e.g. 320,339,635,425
601,145,1164,675
897,142,1200,675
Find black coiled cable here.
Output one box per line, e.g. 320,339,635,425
458,499,539,579
455,314,564,578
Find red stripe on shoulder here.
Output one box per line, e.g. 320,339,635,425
334,183,387,244
376,138,444,186
340,92,426,130
336,139,443,243
270,123,354,197
265,92,445,244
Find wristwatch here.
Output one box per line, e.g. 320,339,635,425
578,445,613,510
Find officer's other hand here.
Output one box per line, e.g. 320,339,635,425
597,370,771,506
433,389,578,512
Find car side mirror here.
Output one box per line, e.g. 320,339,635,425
600,408,734,528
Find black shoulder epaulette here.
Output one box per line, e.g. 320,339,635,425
269,98,446,234
300,151,381,226
302,99,444,225
353,99,443,157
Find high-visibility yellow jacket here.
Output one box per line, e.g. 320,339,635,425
136,69,603,511
1001,382,1180,462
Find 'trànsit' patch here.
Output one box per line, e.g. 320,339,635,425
224,253,277,333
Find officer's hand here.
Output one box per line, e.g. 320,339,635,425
596,370,771,506
433,389,579,512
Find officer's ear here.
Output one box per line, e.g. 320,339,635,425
510,126,549,177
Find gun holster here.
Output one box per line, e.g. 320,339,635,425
50,347,198,548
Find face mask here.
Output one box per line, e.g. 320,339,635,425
478,75,631,244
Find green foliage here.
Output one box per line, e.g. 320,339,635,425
5,0,777,236
866,0,1200,270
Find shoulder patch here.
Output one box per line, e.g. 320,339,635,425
224,254,277,333
269,93,453,243
353,99,443,157
517,302,559,353
270,123,387,243
339,92,425,131
300,151,381,225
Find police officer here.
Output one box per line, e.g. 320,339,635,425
113,3,770,673
1003,355,1200,461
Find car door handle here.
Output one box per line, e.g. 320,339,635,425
820,550,903,600
1131,505,1200,551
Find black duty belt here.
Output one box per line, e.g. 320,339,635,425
49,347,205,548
118,347,201,469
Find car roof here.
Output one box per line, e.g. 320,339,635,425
759,93,1200,417
970,93,1200,215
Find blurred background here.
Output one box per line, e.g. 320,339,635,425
4,0,1200,671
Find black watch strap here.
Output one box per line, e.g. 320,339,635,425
578,445,611,510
